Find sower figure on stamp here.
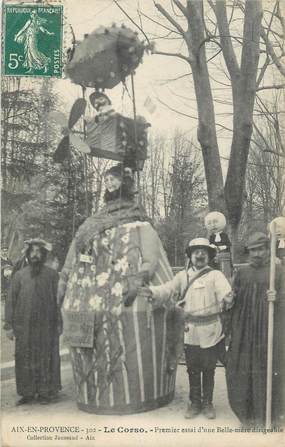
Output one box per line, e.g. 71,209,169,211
4,239,61,405
226,232,285,427
140,238,233,419
14,10,54,73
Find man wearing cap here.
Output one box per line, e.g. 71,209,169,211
140,238,233,419
4,239,61,405
226,232,285,427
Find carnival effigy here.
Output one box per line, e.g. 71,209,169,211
204,211,232,279
270,216,285,261
56,24,182,414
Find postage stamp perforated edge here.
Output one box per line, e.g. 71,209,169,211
2,2,64,78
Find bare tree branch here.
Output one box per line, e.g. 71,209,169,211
154,2,186,36
157,73,191,85
253,122,275,154
256,83,285,91
113,0,151,45
210,0,240,79
172,0,188,18
139,10,181,35
264,149,285,158
152,49,191,63
155,96,198,120
256,56,270,87
263,27,284,39
276,0,285,37
261,26,285,77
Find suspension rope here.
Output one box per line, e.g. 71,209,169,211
130,71,141,209
81,85,89,216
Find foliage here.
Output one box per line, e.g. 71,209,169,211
1,77,87,265
140,129,207,265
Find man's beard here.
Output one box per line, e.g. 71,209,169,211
104,188,121,203
29,258,44,276
249,255,270,268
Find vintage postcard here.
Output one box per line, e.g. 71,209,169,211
1,1,285,447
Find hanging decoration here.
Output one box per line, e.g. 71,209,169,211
65,24,145,90
85,91,150,170
53,23,150,171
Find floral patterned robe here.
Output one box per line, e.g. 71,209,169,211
59,201,181,414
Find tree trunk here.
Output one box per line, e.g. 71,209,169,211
186,0,226,213
225,0,263,229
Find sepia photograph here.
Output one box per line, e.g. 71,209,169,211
1,0,285,446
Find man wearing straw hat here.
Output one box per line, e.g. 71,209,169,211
141,237,233,420
4,239,61,406
226,232,285,427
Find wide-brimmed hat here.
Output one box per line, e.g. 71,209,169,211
23,238,52,253
246,232,269,250
185,238,217,258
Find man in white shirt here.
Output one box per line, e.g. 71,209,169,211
140,238,233,419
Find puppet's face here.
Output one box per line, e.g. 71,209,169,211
205,212,226,233
269,217,285,238
104,174,122,193
93,96,111,112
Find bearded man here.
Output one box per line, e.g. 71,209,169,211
4,239,61,405
226,232,285,427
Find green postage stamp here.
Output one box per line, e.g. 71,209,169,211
3,3,63,77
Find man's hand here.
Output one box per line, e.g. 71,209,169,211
138,286,153,302
6,329,14,341
266,290,277,302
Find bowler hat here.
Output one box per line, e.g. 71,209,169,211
246,232,269,250
185,238,217,258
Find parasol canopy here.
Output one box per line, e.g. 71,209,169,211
65,24,145,89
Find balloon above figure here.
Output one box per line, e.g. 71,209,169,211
65,24,145,90
52,24,149,170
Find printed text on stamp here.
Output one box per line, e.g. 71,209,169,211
3,4,63,77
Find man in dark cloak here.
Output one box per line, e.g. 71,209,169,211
226,232,285,427
4,239,61,405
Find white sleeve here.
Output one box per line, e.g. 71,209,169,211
213,270,232,304
149,271,186,305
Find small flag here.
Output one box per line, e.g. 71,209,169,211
144,96,156,114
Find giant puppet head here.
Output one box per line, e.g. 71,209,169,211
269,216,285,250
205,211,226,234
